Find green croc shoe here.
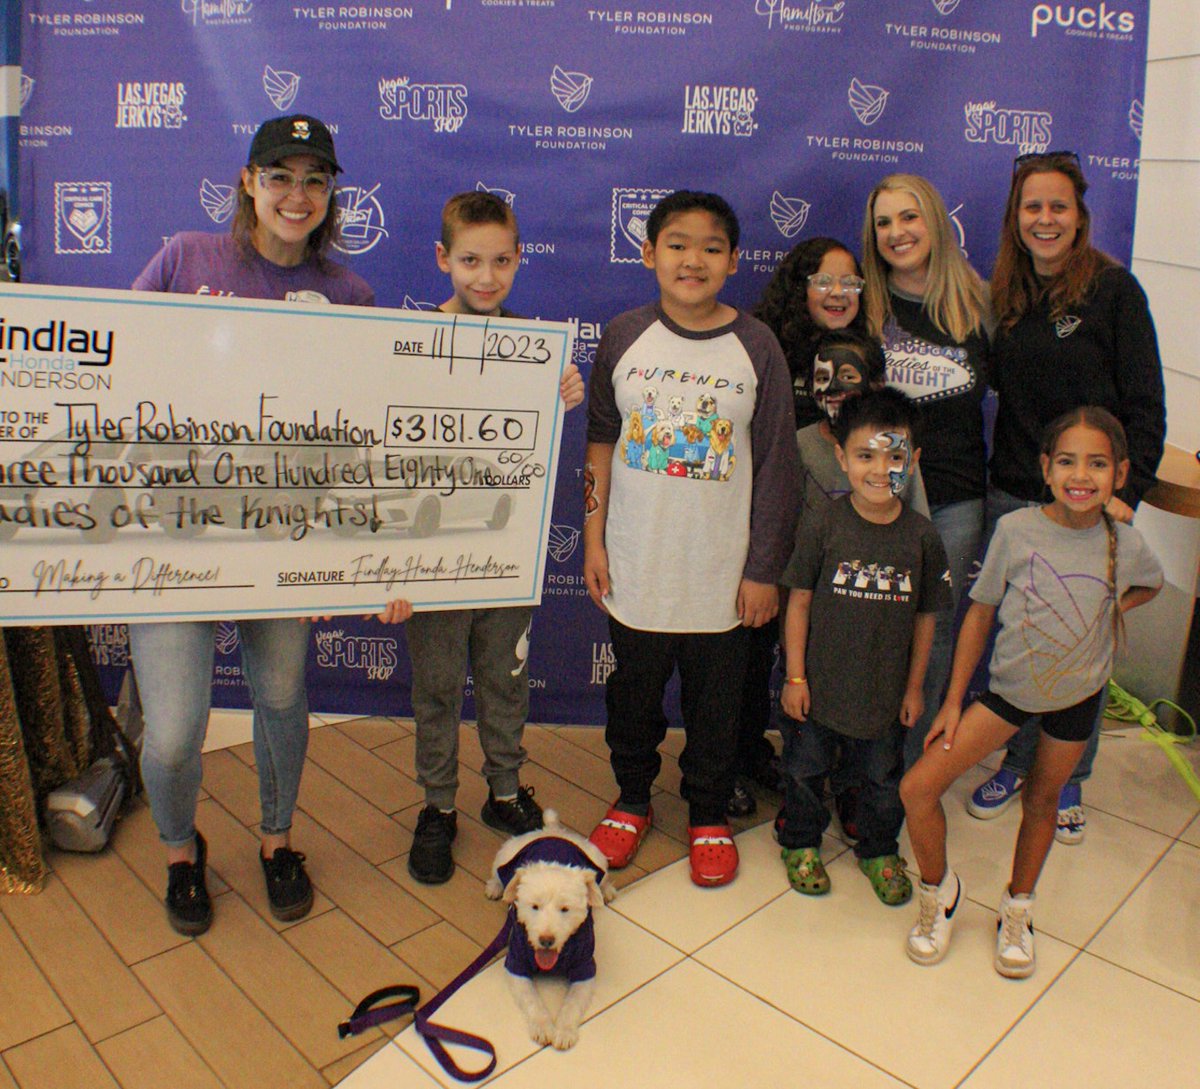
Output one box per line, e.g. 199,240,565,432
782,847,830,895
859,854,912,906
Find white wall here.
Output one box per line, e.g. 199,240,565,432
1134,2,1200,453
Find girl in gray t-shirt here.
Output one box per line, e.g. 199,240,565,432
897,407,1162,981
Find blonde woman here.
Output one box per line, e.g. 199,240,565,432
861,174,991,769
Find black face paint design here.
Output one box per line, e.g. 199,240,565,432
811,346,869,421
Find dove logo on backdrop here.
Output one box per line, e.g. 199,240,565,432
263,66,300,112
477,182,516,207
19,75,34,111
848,78,888,126
551,66,593,113
1128,99,1143,141
770,192,811,239
199,179,236,224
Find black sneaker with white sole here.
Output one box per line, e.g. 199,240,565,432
260,846,314,922
481,785,544,836
166,830,212,936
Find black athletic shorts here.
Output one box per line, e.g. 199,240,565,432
978,687,1105,743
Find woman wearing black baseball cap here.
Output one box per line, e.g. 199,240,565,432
128,115,410,937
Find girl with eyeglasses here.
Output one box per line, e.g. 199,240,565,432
721,240,875,823
861,175,991,771
965,152,1165,842
127,115,411,937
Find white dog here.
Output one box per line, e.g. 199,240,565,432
485,810,617,1050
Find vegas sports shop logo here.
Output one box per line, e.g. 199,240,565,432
551,66,592,113
610,187,672,263
753,0,846,31
682,85,758,137
200,179,236,224
116,82,187,129
1128,99,1143,140
264,65,300,112
848,78,888,126
180,0,254,27
55,182,112,255
313,629,399,681
963,101,1051,153
378,77,468,134
332,185,389,256
1030,4,1135,38
770,192,810,239
478,182,515,207
19,74,34,111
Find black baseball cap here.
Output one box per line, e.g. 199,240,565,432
248,115,341,174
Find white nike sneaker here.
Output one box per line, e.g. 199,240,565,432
994,888,1036,978
906,870,962,966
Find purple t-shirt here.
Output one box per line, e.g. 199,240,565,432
132,231,375,306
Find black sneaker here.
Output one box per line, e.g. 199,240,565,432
260,845,314,922
408,806,457,885
481,785,544,836
727,779,757,817
166,831,212,936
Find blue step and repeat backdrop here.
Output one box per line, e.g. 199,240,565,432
14,0,1149,723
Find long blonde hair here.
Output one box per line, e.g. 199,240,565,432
861,174,987,343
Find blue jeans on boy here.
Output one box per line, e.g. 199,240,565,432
906,497,984,770
131,619,311,848
987,486,1100,784
779,713,905,859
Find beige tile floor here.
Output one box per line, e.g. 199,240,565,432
2,716,1198,1089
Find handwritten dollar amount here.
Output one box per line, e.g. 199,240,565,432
384,407,537,450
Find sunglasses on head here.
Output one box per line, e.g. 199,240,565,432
1012,150,1081,175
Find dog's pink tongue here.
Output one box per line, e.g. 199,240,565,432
535,948,559,971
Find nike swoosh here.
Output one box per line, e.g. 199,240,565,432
945,878,961,919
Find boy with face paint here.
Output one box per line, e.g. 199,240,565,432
777,388,952,903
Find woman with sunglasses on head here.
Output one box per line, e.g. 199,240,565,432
128,115,411,936
861,175,991,772
966,152,1164,842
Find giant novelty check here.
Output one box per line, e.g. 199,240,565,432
0,282,573,624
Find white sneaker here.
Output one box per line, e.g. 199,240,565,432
995,889,1036,978
906,871,961,966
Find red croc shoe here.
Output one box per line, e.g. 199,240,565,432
688,825,739,887
588,805,652,869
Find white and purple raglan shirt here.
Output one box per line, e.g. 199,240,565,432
587,304,800,633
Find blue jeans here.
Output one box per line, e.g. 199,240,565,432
130,619,312,847
906,497,984,769
779,714,905,859
987,486,1100,784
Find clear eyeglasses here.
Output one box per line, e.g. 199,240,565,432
807,273,865,295
256,169,336,198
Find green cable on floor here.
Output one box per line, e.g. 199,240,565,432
1106,679,1200,803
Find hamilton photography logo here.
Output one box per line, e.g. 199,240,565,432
200,179,236,223
753,0,846,32
55,182,112,255
333,184,389,256
19,74,34,111
264,65,300,112
477,182,515,206
547,523,581,563
610,187,672,262
931,0,962,13
964,100,1052,152
1128,99,1143,140
181,0,254,27
378,77,468,133
770,191,811,238
551,66,593,113
848,77,888,126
